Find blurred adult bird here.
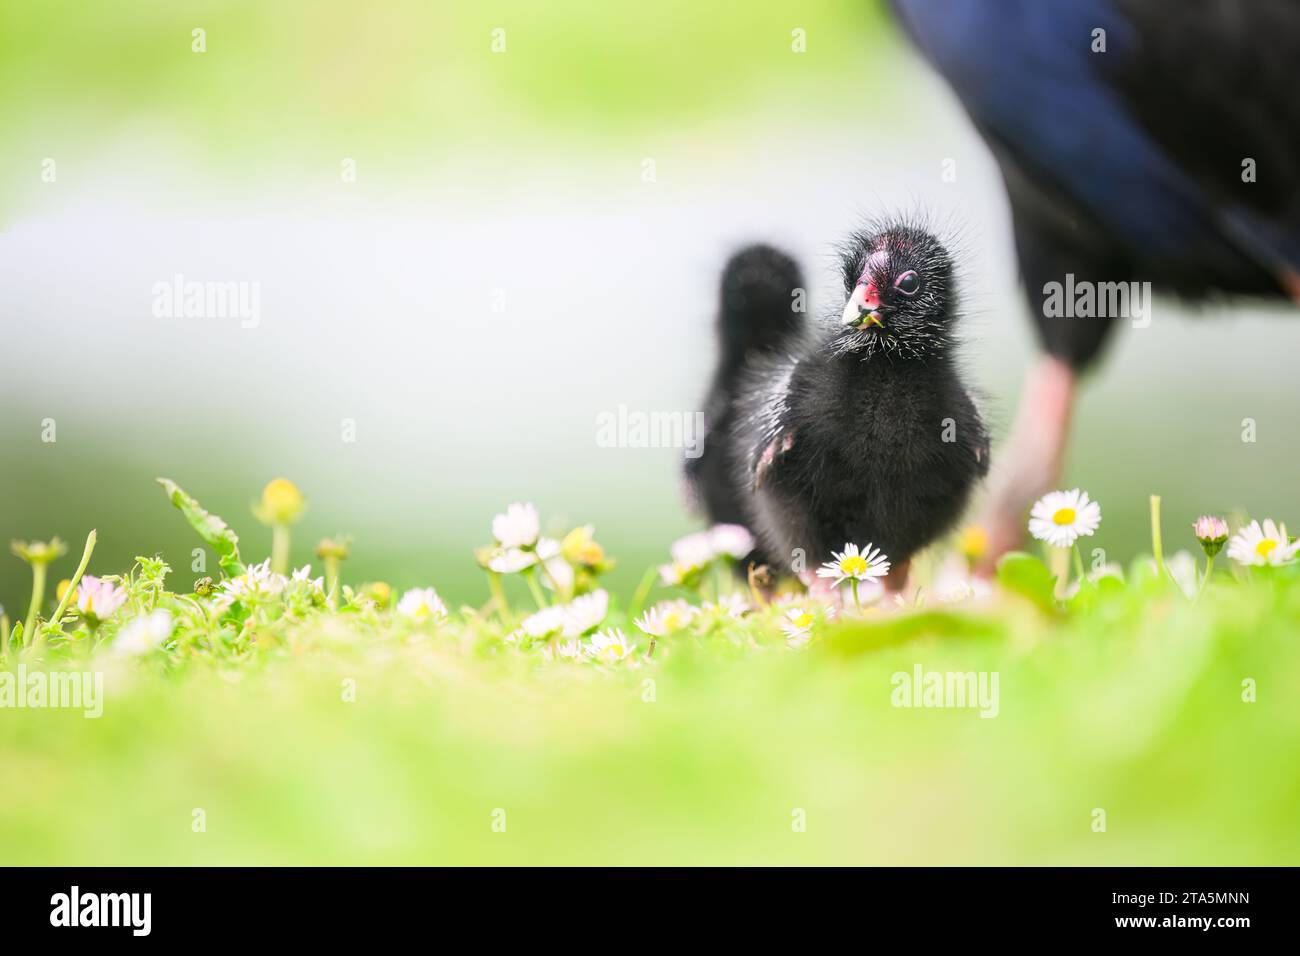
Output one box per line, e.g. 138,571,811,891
890,0,1300,565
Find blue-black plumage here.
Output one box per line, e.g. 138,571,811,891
892,0,1300,366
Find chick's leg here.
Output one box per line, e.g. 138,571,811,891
975,355,1076,574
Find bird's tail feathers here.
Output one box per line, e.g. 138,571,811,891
715,243,806,370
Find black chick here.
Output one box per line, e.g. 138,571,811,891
685,243,804,568
728,221,988,589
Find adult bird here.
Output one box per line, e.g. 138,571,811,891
890,0,1300,566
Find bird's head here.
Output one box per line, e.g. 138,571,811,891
834,223,955,358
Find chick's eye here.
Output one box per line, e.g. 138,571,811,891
894,270,921,296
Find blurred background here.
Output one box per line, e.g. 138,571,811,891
3,0,1298,607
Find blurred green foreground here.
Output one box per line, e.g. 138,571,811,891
3,573,1296,865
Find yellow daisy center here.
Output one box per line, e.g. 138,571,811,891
1052,507,1076,526
1256,539,1278,559
840,555,869,576
260,478,305,524
792,612,814,629
958,526,989,559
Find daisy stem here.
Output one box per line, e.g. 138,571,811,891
536,555,567,601
524,569,549,609
21,562,47,649
1072,544,1086,586
1199,554,1215,595
702,564,719,604
323,555,341,610
1149,495,1165,580
485,571,514,629
271,524,290,576
627,566,658,623
46,530,96,635
851,579,861,611
24,530,96,665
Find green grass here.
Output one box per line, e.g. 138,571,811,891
1,480,1298,865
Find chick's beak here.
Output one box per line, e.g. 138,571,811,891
841,281,884,329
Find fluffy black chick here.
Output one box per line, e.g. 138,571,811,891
729,222,989,588
685,244,804,567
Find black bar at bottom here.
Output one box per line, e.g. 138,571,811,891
1,867,1287,940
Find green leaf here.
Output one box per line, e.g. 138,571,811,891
156,477,245,577
996,551,1059,614
826,610,1003,656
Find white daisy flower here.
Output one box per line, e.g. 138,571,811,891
562,589,609,637
291,565,325,593
75,575,128,621
816,542,890,585
1028,488,1101,548
535,537,575,593
488,547,538,574
657,563,688,586
517,605,566,639
635,599,699,636
396,587,448,621
1192,515,1230,557
585,627,637,662
492,502,540,549
215,559,288,609
541,639,583,662
1227,519,1300,567
671,531,716,566
705,593,751,619
659,530,717,584
111,609,173,657
781,606,817,646
709,523,755,559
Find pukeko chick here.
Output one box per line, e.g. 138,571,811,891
891,0,1300,566
690,222,988,593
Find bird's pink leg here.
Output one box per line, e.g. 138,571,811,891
882,560,911,595
1282,269,1300,304
974,355,1076,575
